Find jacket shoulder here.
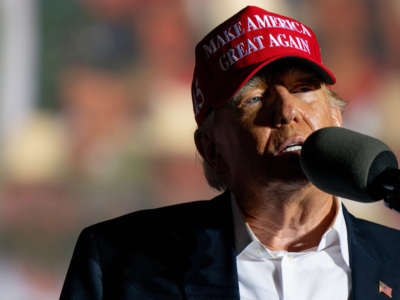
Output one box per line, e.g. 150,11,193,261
76,193,230,256
71,193,231,279
86,195,225,234
346,209,400,239
62,193,232,299
344,207,400,261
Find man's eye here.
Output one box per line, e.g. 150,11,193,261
292,82,320,93
245,96,263,104
292,86,312,93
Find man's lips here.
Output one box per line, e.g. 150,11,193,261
274,136,306,156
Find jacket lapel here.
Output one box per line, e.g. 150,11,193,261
343,205,400,300
182,192,240,300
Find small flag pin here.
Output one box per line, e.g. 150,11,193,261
379,280,392,298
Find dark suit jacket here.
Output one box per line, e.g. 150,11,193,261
60,192,400,300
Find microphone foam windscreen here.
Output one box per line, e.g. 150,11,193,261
300,127,398,202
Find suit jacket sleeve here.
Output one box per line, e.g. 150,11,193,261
60,228,103,300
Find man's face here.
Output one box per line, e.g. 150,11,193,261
210,64,342,189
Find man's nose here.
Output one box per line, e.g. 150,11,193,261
272,85,299,127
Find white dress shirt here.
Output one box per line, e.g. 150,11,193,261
231,197,351,300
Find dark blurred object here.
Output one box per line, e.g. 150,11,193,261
67,23,139,72
39,0,140,111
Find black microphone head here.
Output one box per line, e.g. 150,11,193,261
300,127,398,202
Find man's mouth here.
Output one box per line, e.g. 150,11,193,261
275,137,305,155
282,143,303,153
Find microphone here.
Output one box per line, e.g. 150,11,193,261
300,127,400,211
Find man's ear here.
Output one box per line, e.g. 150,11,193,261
194,129,227,172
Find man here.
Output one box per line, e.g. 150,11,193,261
61,6,400,300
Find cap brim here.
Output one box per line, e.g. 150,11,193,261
214,55,336,108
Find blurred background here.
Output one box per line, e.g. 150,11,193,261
0,0,399,298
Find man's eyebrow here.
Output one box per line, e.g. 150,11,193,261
232,78,267,102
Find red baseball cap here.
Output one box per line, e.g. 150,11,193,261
191,6,336,125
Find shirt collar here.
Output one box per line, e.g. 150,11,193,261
231,193,350,266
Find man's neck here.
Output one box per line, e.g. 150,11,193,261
232,183,338,252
